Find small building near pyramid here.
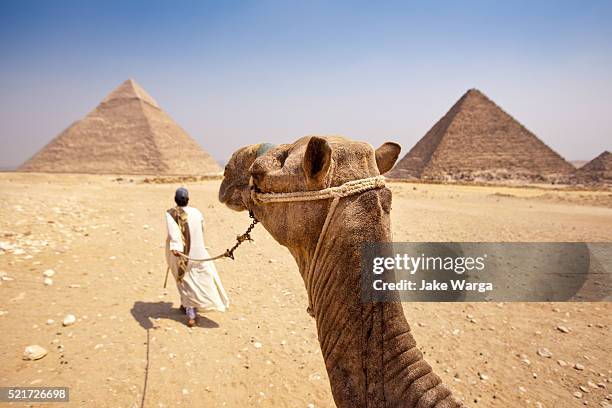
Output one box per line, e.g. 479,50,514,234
19,79,221,175
575,151,611,185
387,89,574,183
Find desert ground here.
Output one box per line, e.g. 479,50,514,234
0,173,611,408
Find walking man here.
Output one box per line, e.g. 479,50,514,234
165,187,229,327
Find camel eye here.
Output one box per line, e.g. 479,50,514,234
249,175,262,192
278,150,288,167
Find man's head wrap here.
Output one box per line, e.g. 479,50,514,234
175,187,189,206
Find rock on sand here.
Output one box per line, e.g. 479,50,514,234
23,345,48,360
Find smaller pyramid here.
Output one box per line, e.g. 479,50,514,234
19,79,221,175
387,89,575,183
576,151,612,185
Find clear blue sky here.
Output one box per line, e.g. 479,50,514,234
1,0,611,167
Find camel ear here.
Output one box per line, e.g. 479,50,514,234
375,142,401,174
303,136,332,187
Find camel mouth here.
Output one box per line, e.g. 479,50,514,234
225,201,246,212
219,190,247,212
218,180,248,212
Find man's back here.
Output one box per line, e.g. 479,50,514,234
166,205,207,259
183,206,206,256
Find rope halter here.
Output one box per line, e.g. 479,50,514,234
251,175,385,204
250,175,386,317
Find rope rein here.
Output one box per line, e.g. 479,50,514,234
175,210,258,262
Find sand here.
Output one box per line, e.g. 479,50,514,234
0,173,611,407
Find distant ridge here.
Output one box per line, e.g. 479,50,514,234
387,89,574,183
19,79,221,175
570,160,588,169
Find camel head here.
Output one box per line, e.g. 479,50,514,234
219,135,400,248
219,137,464,408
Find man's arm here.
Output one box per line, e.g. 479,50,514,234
165,212,184,255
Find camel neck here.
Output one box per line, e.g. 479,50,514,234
287,188,458,407
289,189,396,405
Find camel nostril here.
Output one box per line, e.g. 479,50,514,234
278,150,288,167
218,187,229,203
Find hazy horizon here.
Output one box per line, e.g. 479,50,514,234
1,1,611,167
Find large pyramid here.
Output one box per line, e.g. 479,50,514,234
387,89,574,183
576,151,612,185
19,79,221,175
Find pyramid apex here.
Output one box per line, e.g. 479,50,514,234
591,150,611,160
101,78,159,108
464,88,486,98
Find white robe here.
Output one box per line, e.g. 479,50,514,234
165,206,229,312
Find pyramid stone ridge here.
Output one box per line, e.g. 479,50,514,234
387,89,575,183
19,79,221,175
386,89,471,179
139,102,220,175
